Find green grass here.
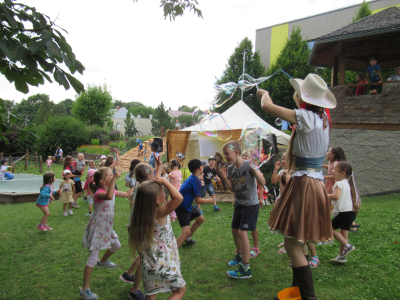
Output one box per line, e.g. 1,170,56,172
0,173,399,299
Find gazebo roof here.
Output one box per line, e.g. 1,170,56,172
308,7,400,70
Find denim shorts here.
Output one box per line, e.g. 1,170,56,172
201,183,215,197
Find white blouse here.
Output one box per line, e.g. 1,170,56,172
291,109,330,180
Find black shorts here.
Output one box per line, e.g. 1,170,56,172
231,202,259,231
74,180,83,193
332,211,357,231
175,206,202,228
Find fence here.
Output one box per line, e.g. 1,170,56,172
0,150,43,174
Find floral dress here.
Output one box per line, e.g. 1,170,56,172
82,189,118,251
141,215,185,295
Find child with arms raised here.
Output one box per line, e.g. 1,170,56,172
220,141,265,279
129,176,186,299
328,161,359,264
36,172,59,231
80,167,135,300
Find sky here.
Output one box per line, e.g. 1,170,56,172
1,0,363,110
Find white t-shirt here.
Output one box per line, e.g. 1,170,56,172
0,165,7,180
332,179,353,215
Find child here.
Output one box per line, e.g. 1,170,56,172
36,172,59,231
355,72,367,95
104,152,120,191
175,119,181,130
46,156,53,172
80,168,135,300
175,159,215,248
366,57,383,94
59,170,75,216
76,153,86,174
129,178,186,299
98,155,107,168
64,155,82,209
328,161,359,264
220,141,265,279
136,138,143,156
201,156,221,212
168,159,182,191
126,159,141,189
323,147,347,194
148,141,161,169
88,160,97,172
120,158,163,299
83,169,96,217
0,159,14,180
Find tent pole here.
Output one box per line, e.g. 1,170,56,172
241,49,250,101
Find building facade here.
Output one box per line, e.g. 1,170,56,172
111,107,153,136
255,0,400,69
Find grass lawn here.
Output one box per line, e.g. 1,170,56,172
1,167,399,299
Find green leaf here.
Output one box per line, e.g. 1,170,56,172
34,54,54,72
23,73,39,87
75,59,85,75
40,29,52,41
14,74,29,93
46,40,63,61
16,33,31,45
4,67,15,83
62,52,75,74
27,39,47,53
38,69,52,83
1,6,18,28
65,73,84,94
0,41,15,61
54,69,70,90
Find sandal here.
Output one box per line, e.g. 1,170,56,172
250,247,260,258
288,260,292,267
277,247,286,254
309,256,319,269
278,242,284,248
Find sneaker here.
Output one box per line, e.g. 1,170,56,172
340,245,355,258
96,260,117,269
72,202,80,209
44,225,53,231
63,212,68,217
129,288,145,300
214,206,221,211
85,213,92,217
228,253,242,267
227,264,252,279
182,238,196,247
79,288,99,300
37,224,47,231
199,209,204,215
68,209,73,215
119,272,135,284
83,197,88,202
330,257,347,265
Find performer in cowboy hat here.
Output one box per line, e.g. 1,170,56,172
256,74,336,300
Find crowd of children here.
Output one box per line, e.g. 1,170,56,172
31,73,366,300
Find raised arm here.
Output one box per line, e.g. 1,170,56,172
256,90,297,124
220,168,234,192
97,172,120,200
154,177,183,218
271,161,282,184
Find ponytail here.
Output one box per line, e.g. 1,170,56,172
335,161,360,213
89,167,111,194
349,175,360,213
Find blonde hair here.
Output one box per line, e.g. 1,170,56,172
134,163,153,184
128,181,162,253
223,140,242,155
78,153,84,159
335,162,360,213
89,167,111,194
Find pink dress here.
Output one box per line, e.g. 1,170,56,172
325,161,335,194
169,170,183,191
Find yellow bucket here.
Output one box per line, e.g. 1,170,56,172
277,287,301,300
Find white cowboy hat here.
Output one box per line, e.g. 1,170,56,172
289,74,337,109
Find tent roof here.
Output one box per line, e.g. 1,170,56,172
183,100,290,145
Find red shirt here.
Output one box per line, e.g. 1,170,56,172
355,80,366,95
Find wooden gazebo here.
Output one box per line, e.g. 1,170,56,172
308,6,400,86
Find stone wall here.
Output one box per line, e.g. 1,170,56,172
330,129,400,196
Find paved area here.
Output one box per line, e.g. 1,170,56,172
0,174,62,194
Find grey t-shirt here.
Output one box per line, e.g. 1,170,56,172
76,160,86,171
227,160,258,206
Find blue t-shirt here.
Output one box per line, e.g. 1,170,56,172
178,174,201,212
367,64,380,82
281,120,290,131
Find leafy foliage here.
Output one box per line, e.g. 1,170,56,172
352,0,372,22
151,101,173,135
72,84,114,127
109,130,121,141
154,0,202,21
91,138,100,146
124,110,136,137
172,114,193,128
53,98,74,116
35,115,89,155
0,1,85,94
129,105,155,118
177,105,196,112
0,123,37,152
125,138,138,150
34,97,53,124
12,93,49,123
113,100,144,110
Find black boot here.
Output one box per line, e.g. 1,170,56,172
293,265,317,300
291,254,309,287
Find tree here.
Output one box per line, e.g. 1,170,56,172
0,1,85,94
34,97,54,124
177,105,196,112
151,0,203,21
353,0,372,22
53,98,74,116
214,37,266,118
130,106,155,118
113,100,144,110
124,110,137,137
151,101,173,135
72,84,114,127
12,93,49,123
172,114,193,128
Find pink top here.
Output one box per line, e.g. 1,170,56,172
83,178,94,195
168,170,183,190
325,161,335,194
94,188,117,203
46,159,52,167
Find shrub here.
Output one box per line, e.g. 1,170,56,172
109,141,125,148
125,138,138,150
76,145,110,155
91,138,100,145
86,125,107,141
109,130,121,141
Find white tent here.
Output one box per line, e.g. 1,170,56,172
183,100,290,145
180,100,290,164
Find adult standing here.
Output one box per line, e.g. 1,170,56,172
54,146,63,162
257,74,336,300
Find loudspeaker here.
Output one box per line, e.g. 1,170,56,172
153,137,164,152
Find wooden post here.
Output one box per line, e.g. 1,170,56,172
338,43,346,85
331,56,339,87
9,155,12,167
25,149,29,170
35,152,38,168
39,155,43,173
0,152,3,159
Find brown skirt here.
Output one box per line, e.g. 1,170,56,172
268,175,334,245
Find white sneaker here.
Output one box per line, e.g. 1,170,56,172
63,212,68,216
68,209,73,215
